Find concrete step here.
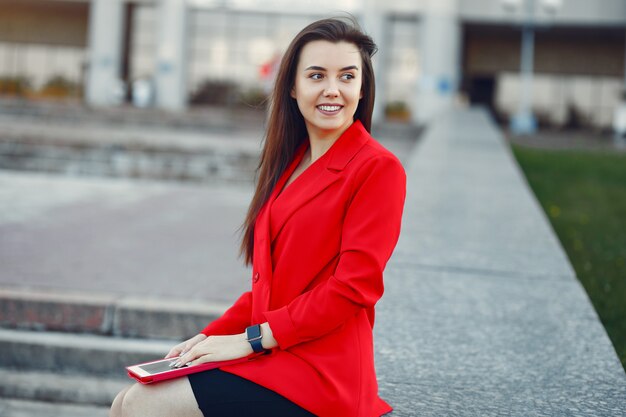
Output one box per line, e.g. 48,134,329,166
0,99,264,183
0,287,227,340
0,369,127,407
0,328,173,378
0,97,266,132
0,117,261,183
0,398,109,417
0,141,259,183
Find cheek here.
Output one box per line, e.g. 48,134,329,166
292,87,313,116
294,83,316,103
347,85,363,104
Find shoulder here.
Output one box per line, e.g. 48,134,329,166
349,135,406,180
339,136,407,205
329,120,406,186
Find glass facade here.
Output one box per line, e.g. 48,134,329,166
496,73,623,128
0,42,85,96
127,6,424,112
0,0,622,128
129,5,157,82
385,15,420,114
187,11,318,93
128,7,325,104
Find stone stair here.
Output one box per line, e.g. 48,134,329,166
0,288,228,415
0,398,109,417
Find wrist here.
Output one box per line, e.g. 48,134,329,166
241,331,254,354
260,322,277,350
245,324,265,353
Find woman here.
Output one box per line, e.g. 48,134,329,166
110,17,405,417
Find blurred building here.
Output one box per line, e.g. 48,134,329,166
0,0,624,128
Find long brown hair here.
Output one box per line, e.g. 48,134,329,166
240,17,378,265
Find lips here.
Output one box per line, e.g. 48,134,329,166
316,104,343,115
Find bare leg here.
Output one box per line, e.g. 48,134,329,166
120,378,203,417
109,385,133,417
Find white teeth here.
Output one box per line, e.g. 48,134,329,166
318,105,341,112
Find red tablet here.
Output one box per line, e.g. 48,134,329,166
126,352,269,384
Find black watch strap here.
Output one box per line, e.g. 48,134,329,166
246,324,264,353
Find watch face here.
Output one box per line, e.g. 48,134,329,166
247,325,261,340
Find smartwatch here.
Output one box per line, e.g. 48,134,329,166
246,324,265,353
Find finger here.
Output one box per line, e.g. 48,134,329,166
189,353,216,367
173,347,203,368
164,347,182,359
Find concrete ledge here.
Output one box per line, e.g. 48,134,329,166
0,398,109,417
0,328,172,377
0,103,264,182
0,97,266,133
0,288,227,339
0,369,127,406
375,108,626,416
114,297,226,339
0,129,260,183
0,289,114,334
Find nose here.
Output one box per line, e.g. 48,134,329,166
323,80,339,97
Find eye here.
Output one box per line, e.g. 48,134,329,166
309,73,323,80
340,73,355,81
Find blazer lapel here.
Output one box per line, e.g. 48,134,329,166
270,120,371,243
253,121,371,314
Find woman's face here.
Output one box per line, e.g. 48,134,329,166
291,40,363,141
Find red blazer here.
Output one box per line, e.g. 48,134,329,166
202,120,406,417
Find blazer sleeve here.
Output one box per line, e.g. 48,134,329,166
201,291,252,336
263,154,407,349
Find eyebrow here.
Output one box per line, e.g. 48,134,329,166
304,65,359,72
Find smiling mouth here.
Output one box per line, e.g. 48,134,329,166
317,105,343,114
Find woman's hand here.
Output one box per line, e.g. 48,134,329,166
165,333,207,359
172,333,253,368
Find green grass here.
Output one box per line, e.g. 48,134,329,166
510,144,626,371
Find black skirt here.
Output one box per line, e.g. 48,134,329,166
188,369,316,417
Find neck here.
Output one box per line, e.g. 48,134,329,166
306,122,353,163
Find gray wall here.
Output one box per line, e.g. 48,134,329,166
459,0,626,26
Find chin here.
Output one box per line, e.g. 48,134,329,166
315,118,351,133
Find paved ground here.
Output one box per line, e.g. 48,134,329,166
0,114,416,305
1,102,624,416
0,172,253,304
375,108,626,416
0,104,417,415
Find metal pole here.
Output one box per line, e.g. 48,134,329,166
614,29,626,145
622,31,626,93
510,0,537,135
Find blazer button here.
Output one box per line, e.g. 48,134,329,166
253,272,260,283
